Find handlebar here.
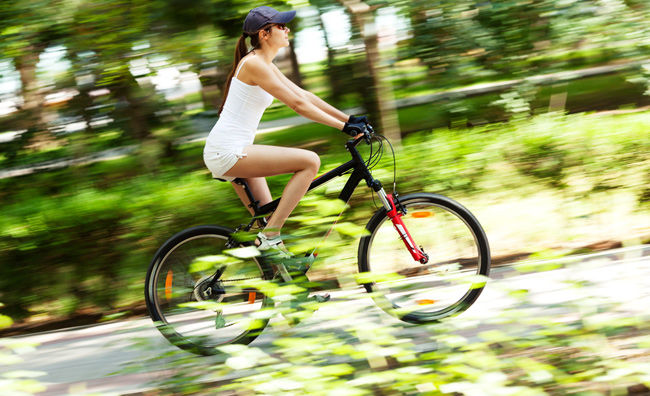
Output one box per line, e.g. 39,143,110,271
349,123,375,147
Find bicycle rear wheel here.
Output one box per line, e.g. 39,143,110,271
358,193,490,324
145,225,274,355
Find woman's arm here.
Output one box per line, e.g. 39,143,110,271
304,91,349,122
271,64,349,123
248,59,346,130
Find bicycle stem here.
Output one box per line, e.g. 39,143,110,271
381,191,429,264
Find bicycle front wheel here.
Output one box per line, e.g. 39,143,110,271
145,225,274,355
358,193,490,324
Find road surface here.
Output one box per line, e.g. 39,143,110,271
2,245,649,396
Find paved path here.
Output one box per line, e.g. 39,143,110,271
2,245,649,395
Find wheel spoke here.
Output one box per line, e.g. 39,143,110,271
145,227,272,355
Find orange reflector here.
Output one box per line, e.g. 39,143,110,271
248,292,256,304
416,299,436,305
412,211,433,218
165,270,173,301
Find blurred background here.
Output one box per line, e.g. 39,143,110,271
1,0,650,331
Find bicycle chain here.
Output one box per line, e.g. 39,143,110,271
221,276,263,282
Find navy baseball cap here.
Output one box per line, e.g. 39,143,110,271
243,6,296,35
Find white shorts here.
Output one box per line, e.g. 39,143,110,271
203,147,247,182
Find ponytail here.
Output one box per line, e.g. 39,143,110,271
218,29,267,116
219,35,248,116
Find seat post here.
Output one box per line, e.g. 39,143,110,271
233,178,267,228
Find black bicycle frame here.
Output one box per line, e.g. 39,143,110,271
232,134,428,264
239,136,385,227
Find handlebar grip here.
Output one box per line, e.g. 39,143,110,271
346,123,375,146
342,122,367,137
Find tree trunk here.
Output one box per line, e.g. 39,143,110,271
14,43,51,148
199,65,224,110
112,66,151,141
288,39,303,87
317,9,341,103
342,0,401,144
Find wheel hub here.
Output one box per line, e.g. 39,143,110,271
193,275,225,303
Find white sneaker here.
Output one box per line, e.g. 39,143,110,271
256,232,293,259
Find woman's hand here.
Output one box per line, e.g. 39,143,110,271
348,115,369,125
347,116,369,138
342,122,367,138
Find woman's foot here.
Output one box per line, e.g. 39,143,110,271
256,232,293,259
255,231,281,248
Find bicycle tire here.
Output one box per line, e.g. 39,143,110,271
144,225,274,355
358,193,490,324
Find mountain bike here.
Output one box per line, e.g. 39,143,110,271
144,125,491,355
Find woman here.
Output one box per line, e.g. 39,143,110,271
204,6,367,255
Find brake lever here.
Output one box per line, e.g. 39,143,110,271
364,131,372,144
364,124,374,144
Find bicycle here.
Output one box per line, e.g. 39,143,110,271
144,125,491,355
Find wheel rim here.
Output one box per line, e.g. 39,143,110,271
365,198,487,321
150,233,269,351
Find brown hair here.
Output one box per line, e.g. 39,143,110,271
218,26,271,116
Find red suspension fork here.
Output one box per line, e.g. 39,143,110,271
385,194,429,264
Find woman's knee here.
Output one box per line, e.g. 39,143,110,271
303,151,320,174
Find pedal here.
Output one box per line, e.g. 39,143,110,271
311,293,330,303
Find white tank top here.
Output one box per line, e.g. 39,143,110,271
205,56,274,152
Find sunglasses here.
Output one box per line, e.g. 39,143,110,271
265,23,288,32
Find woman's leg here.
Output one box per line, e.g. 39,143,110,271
224,145,320,238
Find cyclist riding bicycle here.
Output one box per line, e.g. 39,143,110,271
203,5,368,257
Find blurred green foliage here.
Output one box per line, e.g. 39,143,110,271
2,0,650,159
1,110,650,320
1,1,649,392
0,0,296,162
3,69,647,172
396,0,650,83
124,266,650,396
1,0,650,327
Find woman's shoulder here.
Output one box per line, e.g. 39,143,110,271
237,55,273,83
239,54,270,71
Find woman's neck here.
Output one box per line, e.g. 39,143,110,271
253,45,279,64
